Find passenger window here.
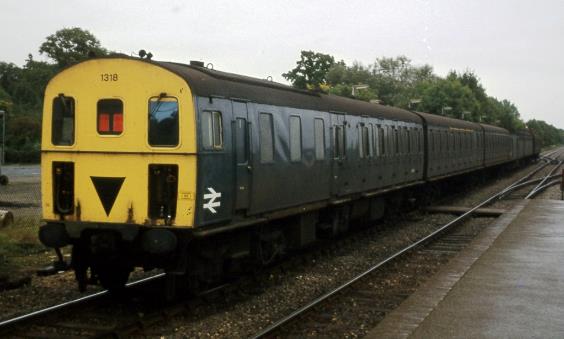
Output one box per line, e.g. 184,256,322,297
289,116,302,162
359,124,370,158
201,111,223,150
52,95,75,146
386,126,391,154
314,118,325,160
405,127,410,154
394,127,399,154
373,125,379,156
259,113,274,163
367,123,373,157
97,99,123,135
235,118,247,164
148,96,179,147
334,125,345,159
378,126,385,155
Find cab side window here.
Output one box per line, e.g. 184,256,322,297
52,95,75,146
148,96,179,147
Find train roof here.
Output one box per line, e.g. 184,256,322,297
148,59,423,124
513,128,533,137
414,111,482,131
61,57,516,135
479,123,510,134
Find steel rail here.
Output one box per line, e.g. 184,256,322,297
497,174,561,200
250,155,564,339
0,273,166,329
526,160,563,199
526,179,562,199
498,161,550,196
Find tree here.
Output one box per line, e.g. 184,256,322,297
417,77,480,119
282,51,335,90
283,52,536,133
39,27,108,67
527,119,564,147
0,27,111,163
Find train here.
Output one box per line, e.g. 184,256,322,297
38,56,540,292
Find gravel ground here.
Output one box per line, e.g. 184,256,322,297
1,155,560,337
278,216,495,337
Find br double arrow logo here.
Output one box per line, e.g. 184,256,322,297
203,187,221,214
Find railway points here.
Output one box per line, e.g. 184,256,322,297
366,199,564,338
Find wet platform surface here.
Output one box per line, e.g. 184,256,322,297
367,199,564,338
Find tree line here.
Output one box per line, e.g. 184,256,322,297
0,28,107,162
1,35,562,163
283,51,564,147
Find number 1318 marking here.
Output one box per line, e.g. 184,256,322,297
100,73,118,81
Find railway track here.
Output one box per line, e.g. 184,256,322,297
250,151,564,338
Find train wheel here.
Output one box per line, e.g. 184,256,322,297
257,228,285,266
96,265,131,293
71,245,90,292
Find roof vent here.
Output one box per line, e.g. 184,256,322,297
190,60,205,67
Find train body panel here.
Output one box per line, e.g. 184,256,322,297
416,112,483,180
480,124,512,166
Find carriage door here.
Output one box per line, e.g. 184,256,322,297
232,101,250,211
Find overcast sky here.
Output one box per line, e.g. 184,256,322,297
1,0,563,128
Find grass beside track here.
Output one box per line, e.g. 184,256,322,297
0,212,45,283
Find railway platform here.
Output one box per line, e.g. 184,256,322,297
367,199,564,338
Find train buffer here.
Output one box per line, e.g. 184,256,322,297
367,199,564,338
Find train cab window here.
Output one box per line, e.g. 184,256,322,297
148,96,179,147
314,118,325,160
52,95,75,145
334,125,345,159
259,113,274,163
97,99,123,135
201,111,223,150
289,116,302,162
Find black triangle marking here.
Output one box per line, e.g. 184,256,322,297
90,177,125,216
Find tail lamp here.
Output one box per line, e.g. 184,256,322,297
53,162,74,215
148,164,178,225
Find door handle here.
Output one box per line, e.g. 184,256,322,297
247,165,253,171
